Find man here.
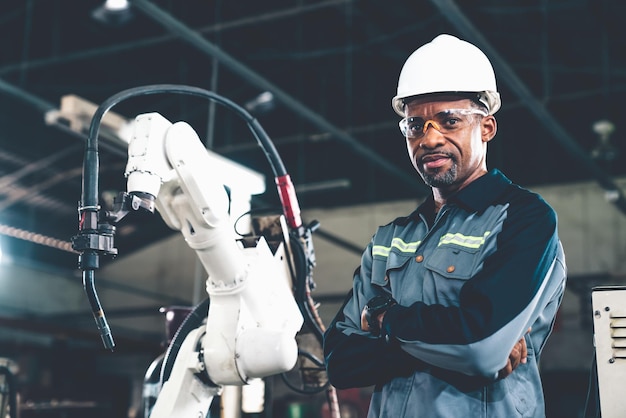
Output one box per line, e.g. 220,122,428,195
323,34,567,417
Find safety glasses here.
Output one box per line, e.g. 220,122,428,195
399,108,487,139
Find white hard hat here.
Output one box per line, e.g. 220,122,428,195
391,34,501,116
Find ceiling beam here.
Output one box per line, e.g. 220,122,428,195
129,0,428,196
0,0,353,76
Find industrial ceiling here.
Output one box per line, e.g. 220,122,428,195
0,0,625,342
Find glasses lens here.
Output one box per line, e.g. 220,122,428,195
399,117,425,137
399,109,486,138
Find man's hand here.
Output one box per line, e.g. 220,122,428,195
361,309,387,333
361,295,396,336
498,328,531,379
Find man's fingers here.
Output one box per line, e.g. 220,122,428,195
498,359,513,379
360,310,369,331
500,334,531,379
509,343,521,369
510,337,525,368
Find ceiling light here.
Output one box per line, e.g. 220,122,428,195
591,119,619,163
92,0,134,26
244,92,276,116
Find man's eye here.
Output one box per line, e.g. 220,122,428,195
409,123,424,131
443,117,461,126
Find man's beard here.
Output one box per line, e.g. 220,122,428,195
420,164,457,188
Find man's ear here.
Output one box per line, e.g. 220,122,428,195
481,115,497,143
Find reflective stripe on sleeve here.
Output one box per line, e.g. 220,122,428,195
373,237,421,257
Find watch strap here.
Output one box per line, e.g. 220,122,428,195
365,294,396,336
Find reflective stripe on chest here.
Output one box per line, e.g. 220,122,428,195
438,231,491,249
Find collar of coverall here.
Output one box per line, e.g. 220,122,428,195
411,169,512,220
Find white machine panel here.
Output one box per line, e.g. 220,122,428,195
592,285,626,418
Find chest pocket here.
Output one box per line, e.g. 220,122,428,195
371,251,413,287
424,231,488,280
422,244,480,305
424,244,478,280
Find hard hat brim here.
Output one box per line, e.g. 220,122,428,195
391,91,500,116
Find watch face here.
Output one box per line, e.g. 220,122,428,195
367,295,394,312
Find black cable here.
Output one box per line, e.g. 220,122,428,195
159,297,210,385
290,233,325,344
84,84,286,208
278,231,331,396
279,349,330,395
583,353,601,418
298,350,326,367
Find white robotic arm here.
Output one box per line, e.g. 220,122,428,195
125,112,304,417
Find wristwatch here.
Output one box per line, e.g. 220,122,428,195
364,294,396,336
